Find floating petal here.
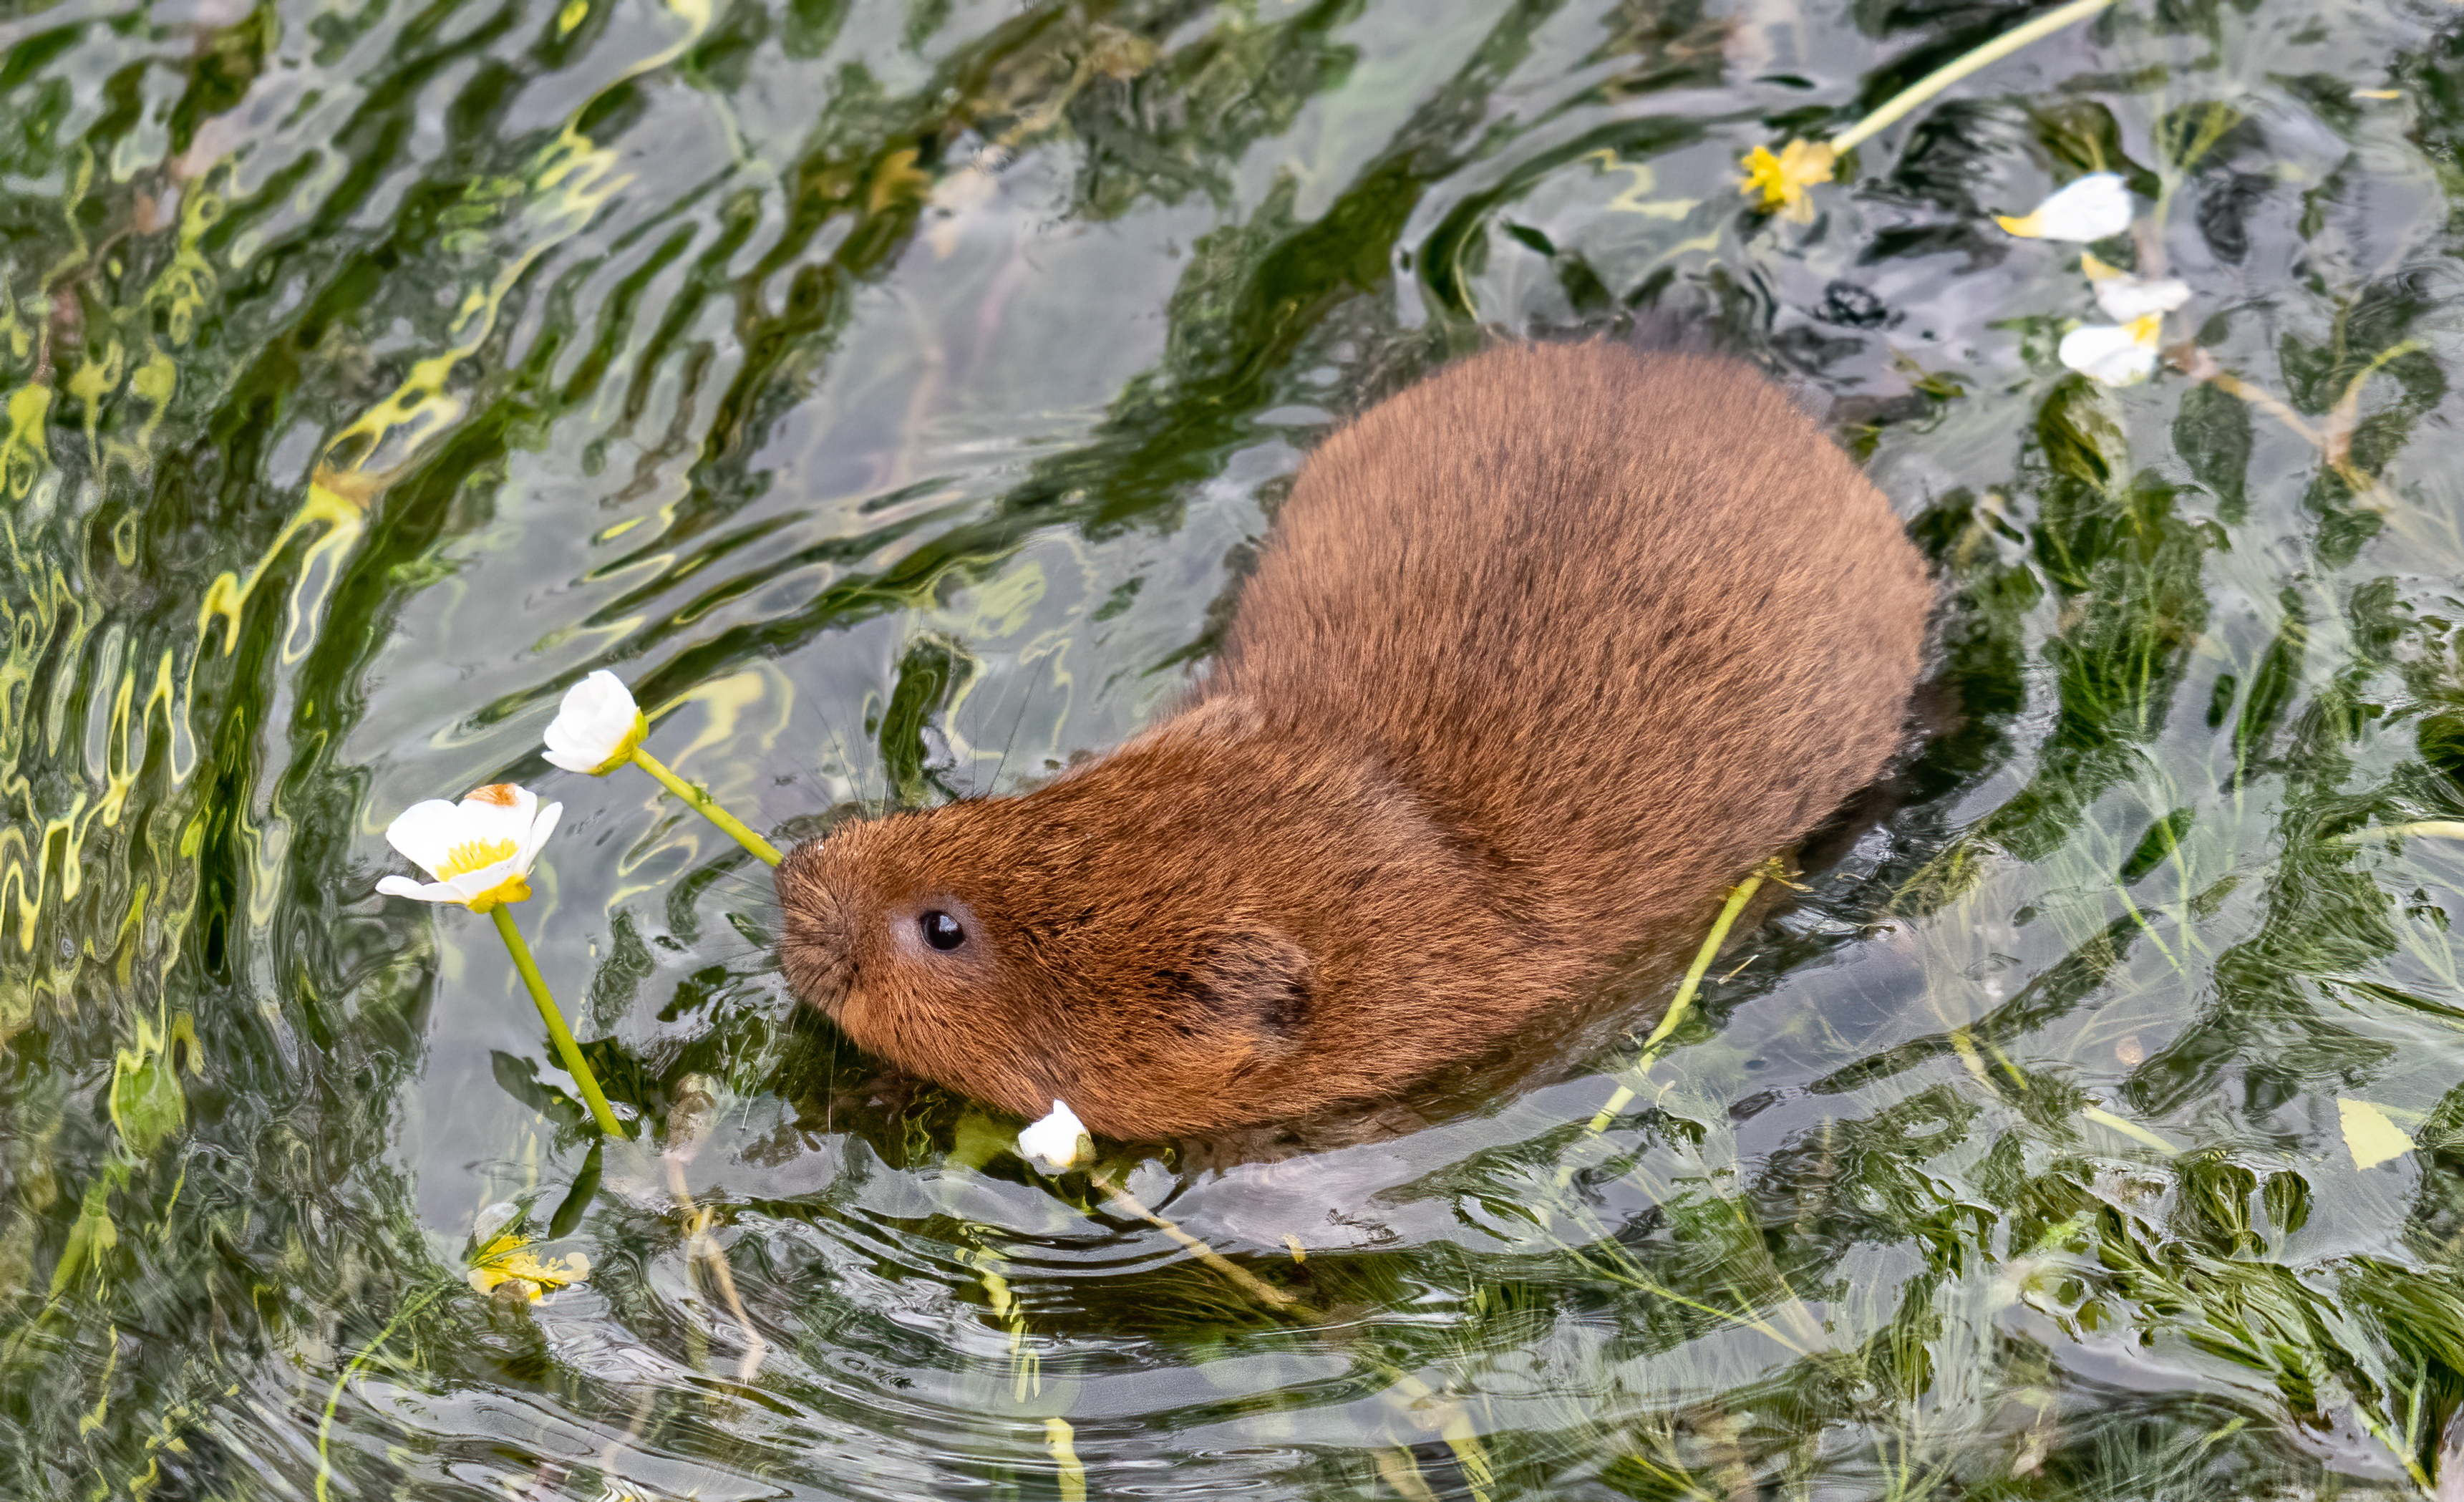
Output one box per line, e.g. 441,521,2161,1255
2057,314,2163,387
1998,172,2133,240
2081,256,2192,321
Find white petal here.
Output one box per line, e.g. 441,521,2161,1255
2058,319,2161,386
545,671,640,769
384,798,470,876
377,874,460,903
518,800,564,871
2092,275,2191,321
2000,172,2133,241
442,856,525,903
1017,1100,1093,1171
456,784,539,851
383,784,552,888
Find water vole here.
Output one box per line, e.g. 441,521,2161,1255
776,340,1933,1139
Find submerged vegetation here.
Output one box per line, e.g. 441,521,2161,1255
4,0,2464,1495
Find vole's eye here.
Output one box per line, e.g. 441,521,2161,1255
919,910,966,951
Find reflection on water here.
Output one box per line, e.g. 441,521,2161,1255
6,0,2464,1493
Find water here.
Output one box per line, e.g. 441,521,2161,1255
6,0,2464,1494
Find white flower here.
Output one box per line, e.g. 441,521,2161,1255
543,670,648,775
1997,173,2133,241
2058,314,2165,387
2082,251,2191,321
1017,1100,1093,1171
377,783,562,912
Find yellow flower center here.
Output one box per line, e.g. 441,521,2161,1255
438,837,519,878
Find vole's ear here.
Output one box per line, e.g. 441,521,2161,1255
1190,930,1312,1041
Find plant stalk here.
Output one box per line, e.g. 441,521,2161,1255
491,905,627,1138
629,746,784,866
1833,0,2118,153
1581,860,1776,1137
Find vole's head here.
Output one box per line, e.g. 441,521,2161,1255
772,706,1514,1140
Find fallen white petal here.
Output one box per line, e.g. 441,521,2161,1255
1018,1100,1093,1171
2092,275,2191,322
1998,172,2133,241
2057,316,2162,387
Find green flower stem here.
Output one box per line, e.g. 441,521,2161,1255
490,905,627,1138
1832,0,2117,153
1580,858,1776,1138
626,746,783,866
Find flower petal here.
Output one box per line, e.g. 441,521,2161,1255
458,870,533,912
1018,1100,1093,1171
379,783,556,903
518,800,564,871
543,671,646,775
454,785,538,857
2091,274,2190,322
384,798,470,876
1998,172,2133,241
378,874,462,903
2057,315,2163,387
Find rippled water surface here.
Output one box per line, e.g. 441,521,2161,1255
9,0,2464,1494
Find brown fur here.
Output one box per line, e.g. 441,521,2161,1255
776,341,1934,1139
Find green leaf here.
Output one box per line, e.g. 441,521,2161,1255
2173,379,2252,521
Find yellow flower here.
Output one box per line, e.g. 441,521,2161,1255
376,783,561,913
466,1228,591,1302
1737,139,1838,223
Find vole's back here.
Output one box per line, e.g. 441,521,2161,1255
1214,341,1931,943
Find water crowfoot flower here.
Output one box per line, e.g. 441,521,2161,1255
2059,314,2165,387
1017,1100,1094,1171
1997,172,2133,241
538,671,785,866
543,669,647,775
2081,252,2191,321
376,782,627,1138
377,783,561,913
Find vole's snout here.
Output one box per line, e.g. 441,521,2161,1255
773,842,855,1014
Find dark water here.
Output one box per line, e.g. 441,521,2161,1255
8,0,2464,1495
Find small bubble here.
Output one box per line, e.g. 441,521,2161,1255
2115,1035,2144,1067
